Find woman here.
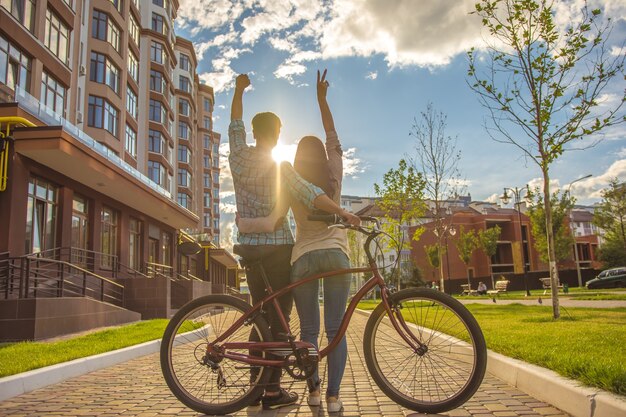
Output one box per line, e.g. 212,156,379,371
238,69,350,412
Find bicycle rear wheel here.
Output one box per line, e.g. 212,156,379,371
160,295,272,415
363,288,487,413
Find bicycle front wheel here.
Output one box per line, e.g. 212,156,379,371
160,295,272,415
363,288,487,413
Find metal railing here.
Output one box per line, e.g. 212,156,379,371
145,261,174,279
27,247,119,279
0,256,124,306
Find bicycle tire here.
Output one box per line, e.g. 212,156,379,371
160,294,272,415
363,288,487,413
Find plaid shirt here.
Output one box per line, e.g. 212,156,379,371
229,119,324,245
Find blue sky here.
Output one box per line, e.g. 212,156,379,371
173,0,626,247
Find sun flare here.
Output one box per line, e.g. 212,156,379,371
271,144,297,163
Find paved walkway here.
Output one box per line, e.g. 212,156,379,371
457,298,626,309
0,312,570,417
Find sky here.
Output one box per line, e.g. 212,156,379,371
173,0,626,249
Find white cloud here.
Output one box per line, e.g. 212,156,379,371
618,148,626,158
366,71,378,80
343,147,365,178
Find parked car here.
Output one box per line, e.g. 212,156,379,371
585,267,626,289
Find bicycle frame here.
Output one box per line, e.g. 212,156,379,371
207,259,425,368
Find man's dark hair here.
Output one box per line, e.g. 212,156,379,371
251,112,281,142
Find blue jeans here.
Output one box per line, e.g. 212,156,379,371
291,248,351,397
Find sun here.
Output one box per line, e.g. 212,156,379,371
271,144,297,163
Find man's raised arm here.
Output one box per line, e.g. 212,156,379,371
231,74,250,121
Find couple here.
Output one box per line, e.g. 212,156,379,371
229,70,359,412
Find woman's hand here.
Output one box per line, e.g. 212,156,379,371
317,69,329,102
340,210,361,227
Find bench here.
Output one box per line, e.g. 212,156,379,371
460,284,478,296
539,277,563,295
487,280,510,295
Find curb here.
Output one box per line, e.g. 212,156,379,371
1,313,625,417
0,339,161,402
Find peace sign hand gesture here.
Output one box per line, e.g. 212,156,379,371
317,69,329,102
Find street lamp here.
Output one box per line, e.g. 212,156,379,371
565,174,593,288
434,225,457,294
501,186,531,296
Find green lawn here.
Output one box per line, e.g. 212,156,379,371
357,300,626,396
452,287,626,301
0,319,170,378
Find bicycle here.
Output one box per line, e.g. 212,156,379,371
160,215,487,415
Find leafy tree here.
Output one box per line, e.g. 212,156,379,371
467,0,625,318
424,244,442,285
478,225,501,287
455,227,479,289
527,188,575,264
409,103,464,292
374,159,427,289
593,179,626,267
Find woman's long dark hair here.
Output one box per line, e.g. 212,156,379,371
293,136,336,198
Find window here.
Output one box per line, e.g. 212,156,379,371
152,0,165,7
148,160,165,186
100,206,118,269
45,9,70,65
213,219,219,230
149,99,165,124
203,173,211,188
105,59,120,93
128,51,138,82
149,70,164,93
179,75,190,93
40,72,66,116
108,0,122,13
178,145,190,163
151,13,167,35
179,53,190,71
88,95,118,137
0,35,31,92
89,52,106,83
203,214,210,228
150,41,164,64
125,124,136,157
92,10,120,51
178,98,189,116
213,203,219,213
203,116,211,130
203,192,210,207
71,195,88,266
203,134,210,149
128,217,142,270
203,155,210,168
25,177,57,254
213,187,219,199
148,129,164,153
203,97,211,112
178,122,189,140
178,168,191,187
213,155,219,168
128,15,140,46
1,0,35,32
162,232,171,266
177,192,190,209
126,85,137,119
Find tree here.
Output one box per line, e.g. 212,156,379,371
468,0,625,318
594,179,626,267
424,244,442,286
527,188,575,263
409,103,464,292
347,228,367,292
478,225,502,288
455,227,479,290
374,159,427,289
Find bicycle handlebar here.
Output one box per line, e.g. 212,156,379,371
307,214,379,227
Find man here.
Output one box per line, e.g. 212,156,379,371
229,74,359,409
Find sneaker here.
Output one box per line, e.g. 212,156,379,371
249,395,262,407
326,396,343,413
262,388,299,410
307,389,321,406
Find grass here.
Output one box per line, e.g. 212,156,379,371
357,300,626,396
452,287,626,301
0,319,170,378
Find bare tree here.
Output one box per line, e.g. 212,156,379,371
468,0,625,318
409,103,463,292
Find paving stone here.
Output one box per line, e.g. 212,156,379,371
0,308,572,416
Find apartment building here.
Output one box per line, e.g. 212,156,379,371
0,0,233,339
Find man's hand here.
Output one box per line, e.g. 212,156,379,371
236,74,251,92
340,210,361,227
317,69,329,102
